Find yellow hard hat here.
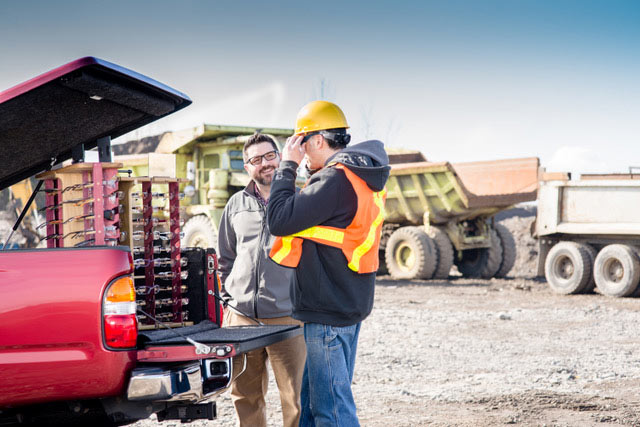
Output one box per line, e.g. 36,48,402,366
294,100,349,135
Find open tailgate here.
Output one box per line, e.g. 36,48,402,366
137,321,301,362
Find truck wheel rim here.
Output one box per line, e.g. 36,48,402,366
396,243,415,271
603,258,624,283
554,255,575,280
190,233,208,248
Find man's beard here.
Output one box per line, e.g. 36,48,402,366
253,167,274,186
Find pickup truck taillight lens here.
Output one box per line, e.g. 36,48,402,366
103,276,138,349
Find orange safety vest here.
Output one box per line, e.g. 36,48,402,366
269,163,386,274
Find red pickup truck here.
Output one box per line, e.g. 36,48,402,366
0,57,300,426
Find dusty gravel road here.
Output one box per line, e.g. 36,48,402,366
133,275,640,427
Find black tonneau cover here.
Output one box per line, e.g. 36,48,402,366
0,57,191,190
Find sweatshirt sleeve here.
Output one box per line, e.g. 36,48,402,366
267,160,345,236
216,202,236,299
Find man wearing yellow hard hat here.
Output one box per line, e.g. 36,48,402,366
267,100,390,426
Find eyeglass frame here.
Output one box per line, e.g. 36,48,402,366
301,132,320,144
301,129,350,145
244,150,279,166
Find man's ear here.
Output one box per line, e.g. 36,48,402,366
244,163,250,174
314,134,325,149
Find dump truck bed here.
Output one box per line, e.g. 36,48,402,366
537,179,640,237
384,157,539,224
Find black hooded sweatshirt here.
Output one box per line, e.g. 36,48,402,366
267,140,390,326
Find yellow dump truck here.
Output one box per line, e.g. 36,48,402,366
382,155,539,279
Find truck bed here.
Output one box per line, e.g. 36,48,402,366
452,157,539,208
385,157,539,224
537,179,640,237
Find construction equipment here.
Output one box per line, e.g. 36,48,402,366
536,172,640,297
382,156,539,279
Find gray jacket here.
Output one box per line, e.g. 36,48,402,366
217,181,294,319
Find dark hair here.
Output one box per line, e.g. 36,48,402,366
321,128,351,149
243,133,278,160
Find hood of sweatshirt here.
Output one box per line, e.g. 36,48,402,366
326,139,390,192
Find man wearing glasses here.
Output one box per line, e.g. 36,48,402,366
217,133,306,427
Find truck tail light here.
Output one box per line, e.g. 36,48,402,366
103,276,138,349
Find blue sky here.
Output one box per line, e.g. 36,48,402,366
1,1,639,174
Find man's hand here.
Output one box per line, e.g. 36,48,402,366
281,134,305,165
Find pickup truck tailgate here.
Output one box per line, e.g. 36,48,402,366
137,321,301,362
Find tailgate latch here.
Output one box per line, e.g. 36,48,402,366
187,338,232,357
187,338,212,355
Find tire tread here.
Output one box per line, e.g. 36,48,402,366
385,226,437,280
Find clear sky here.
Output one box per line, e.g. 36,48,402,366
1,0,639,174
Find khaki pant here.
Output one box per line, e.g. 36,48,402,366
224,310,306,427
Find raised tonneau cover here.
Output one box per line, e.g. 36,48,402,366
0,57,191,190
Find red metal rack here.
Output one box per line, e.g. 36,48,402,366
36,163,121,248
119,177,187,329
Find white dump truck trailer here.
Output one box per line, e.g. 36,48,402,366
536,174,640,297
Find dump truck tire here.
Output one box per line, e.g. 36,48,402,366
455,229,503,278
544,241,592,294
385,226,437,280
593,244,640,297
494,223,516,278
182,215,217,249
428,226,454,279
581,244,598,293
482,228,503,278
631,246,640,297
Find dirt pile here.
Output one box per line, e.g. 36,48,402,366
498,215,538,278
0,211,26,248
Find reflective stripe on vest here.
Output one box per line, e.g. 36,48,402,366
269,163,386,273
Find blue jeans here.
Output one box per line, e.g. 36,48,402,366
299,322,361,427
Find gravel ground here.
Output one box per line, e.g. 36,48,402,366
4,205,639,426
132,215,640,426
133,277,640,427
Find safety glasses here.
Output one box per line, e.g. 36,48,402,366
245,150,278,166
301,132,319,144
36,214,95,229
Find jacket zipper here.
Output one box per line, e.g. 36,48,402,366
253,203,267,319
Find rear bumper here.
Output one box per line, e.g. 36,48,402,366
128,323,300,402
127,358,235,402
